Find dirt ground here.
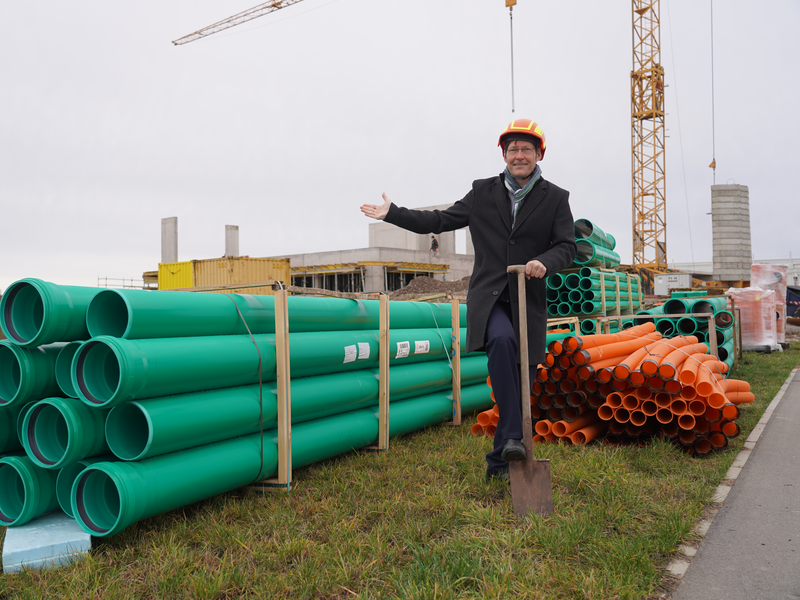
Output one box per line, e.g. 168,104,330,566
785,323,800,342
389,275,470,300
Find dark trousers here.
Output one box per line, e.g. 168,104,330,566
484,301,535,471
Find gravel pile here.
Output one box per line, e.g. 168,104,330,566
390,276,470,299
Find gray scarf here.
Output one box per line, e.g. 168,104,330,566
504,164,542,224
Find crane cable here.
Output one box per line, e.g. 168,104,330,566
509,6,516,113
710,0,717,185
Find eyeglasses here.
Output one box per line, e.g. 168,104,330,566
506,147,536,156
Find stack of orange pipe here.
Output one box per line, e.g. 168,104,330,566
479,322,752,456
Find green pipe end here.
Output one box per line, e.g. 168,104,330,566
0,343,23,406
86,290,131,339
73,466,125,537
0,280,46,346
73,338,125,407
0,455,58,526
55,341,83,398
106,403,152,461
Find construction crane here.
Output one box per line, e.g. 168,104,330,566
174,1,669,287
631,1,667,290
172,0,306,45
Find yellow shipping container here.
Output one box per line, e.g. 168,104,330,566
158,257,290,295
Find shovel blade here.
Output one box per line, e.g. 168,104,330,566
509,458,554,517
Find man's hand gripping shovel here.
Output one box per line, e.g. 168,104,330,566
506,265,554,517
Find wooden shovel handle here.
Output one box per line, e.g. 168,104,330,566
506,266,532,429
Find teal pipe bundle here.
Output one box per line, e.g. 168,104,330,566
69,383,491,537
0,279,102,347
0,342,64,407
86,287,467,340
0,454,60,526
73,328,468,408
573,218,616,251
21,397,110,469
56,455,114,518
104,355,489,461
573,240,621,269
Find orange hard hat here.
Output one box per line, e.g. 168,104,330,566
498,119,546,158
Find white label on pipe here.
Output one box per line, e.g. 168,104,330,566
415,340,430,354
396,341,410,359
343,344,357,363
357,342,371,360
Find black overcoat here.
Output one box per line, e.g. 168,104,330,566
384,173,577,366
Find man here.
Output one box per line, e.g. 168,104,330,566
430,236,439,253
360,119,576,480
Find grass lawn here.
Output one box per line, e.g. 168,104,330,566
1,345,798,599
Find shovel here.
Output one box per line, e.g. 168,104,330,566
506,265,554,517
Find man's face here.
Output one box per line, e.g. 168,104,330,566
504,139,542,181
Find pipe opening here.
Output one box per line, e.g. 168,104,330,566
107,403,151,460
2,282,44,344
0,345,21,403
27,403,69,466
75,469,120,534
76,341,121,405
55,343,81,398
86,291,130,338
0,462,24,524
574,240,595,264
56,461,88,517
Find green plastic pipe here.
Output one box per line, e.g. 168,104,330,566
22,397,110,469
715,310,734,330
71,383,491,537
557,303,572,317
580,320,596,335
655,319,676,336
546,274,565,290
578,276,640,292
56,455,114,518
1,403,29,453
0,455,60,526
573,218,616,251
689,297,728,320
573,240,621,269
0,341,64,407
717,339,734,364
663,298,689,315
0,279,102,347
54,341,83,398
86,288,467,340
104,355,489,461
676,317,698,335
73,328,467,408
635,304,665,324
564,273,582,290
547,304,559,316
546,288,559,302
568,289,583,303
714,327,733,345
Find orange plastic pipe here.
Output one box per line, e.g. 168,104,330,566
612,343,661,381
704,406,722,423
721,379,751,393
569,420,608,445
654,392,672,408
634,387,653,401
679,429,696,444
721,420,740,438
656,407,674,424
679,385,697,401
552,412,600,437
647,377,665,393
613,407,630,423
587,394,605,409
709,432,728,449
534,420,552,436
470,423,484,436
597,403,615,421
678,353,720,385
657,342,709,379
694,417,710,435
629,410,647,426
571,332,662,366
721,403,740,420
621,394,640,410
641,399,658,416
670,398,687,415
663,379,683,396
678,413,696,430
477,409,493,427
533,434,546,445
485,424,496,438
727,391,755,405
561,322,656,353
639,336,699,376
688,400,707,416
577,355,627,381
695,363,729,397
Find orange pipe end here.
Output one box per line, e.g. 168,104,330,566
722,403,740,421
551,420,568,437
587,394,605,409
470,423,484,437
679,385,697,401
629,410,647,426
533,434,546,445
534,420,552,436
544,354,555,368
597,403,615,421
485,425,496,438
670,398,687,415
613,407,630,423
635,386,653,401
721,420,740,438
640,360,659,377
727,391,755,405
662,420,679,438
679,429,697,445
622,394,640,410
477,410,492,426
663,379,683,396
656,408,674,424
489,412,499,426
654,392,672,408
486,376,492,388
657,363,676,380
694,437,712,455
693,416,710,434
596,367,614,384
608,420,626,434
641,399,658,416
647,377,665,393
548,408,562,421
709,432,728,450
688,400,707,416
612,365,630,381
707,392,727,409
678,413,696,430
704,406,722,423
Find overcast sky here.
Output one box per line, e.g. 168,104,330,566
2,0,797,290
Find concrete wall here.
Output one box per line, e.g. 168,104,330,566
711,184,752,281
367,203,473,256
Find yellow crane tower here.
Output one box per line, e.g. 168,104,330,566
174,1,669,288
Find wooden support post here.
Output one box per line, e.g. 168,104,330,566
249,288,292,492
707,314,719,357
449,299,462,426
367,293,391,450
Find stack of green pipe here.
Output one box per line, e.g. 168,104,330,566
546,268,641,320
573,218,616,251
573,240,621,269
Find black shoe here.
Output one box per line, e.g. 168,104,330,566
500,439,526,461
486,465,509,481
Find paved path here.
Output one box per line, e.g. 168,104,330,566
671,369,800,600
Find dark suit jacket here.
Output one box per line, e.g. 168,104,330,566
384,173,577,365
